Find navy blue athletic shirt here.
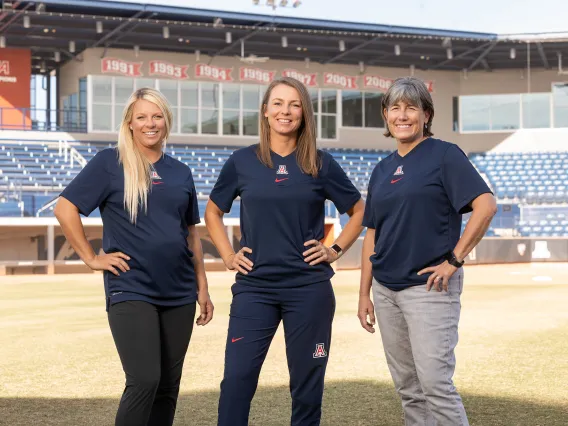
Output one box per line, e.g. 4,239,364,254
362,138,491,290
61,148,200,309
210,144,361,288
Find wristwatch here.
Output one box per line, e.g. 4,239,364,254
329,243,343,257
446,251,464,268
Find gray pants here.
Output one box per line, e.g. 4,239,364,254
372,270,469,426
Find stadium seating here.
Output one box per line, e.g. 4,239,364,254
2,141,568,236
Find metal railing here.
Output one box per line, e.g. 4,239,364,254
0,108,88,133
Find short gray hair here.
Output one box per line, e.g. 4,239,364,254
381,77,434,138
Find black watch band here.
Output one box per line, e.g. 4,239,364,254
446,251,464,268
330,243,343,256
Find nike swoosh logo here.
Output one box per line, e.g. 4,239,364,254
275,178,289,183
391,178,403,184
231,337,244,343
152,181,164,185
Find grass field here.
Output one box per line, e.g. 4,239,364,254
1,264,567,426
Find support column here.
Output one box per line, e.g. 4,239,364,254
47,224,55,275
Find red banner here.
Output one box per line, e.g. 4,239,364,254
101,58,143,77
239,67,275,85
364,74,434,93
281,69,318,87
323,72,358,90
0,48,31,129
194,63,233,82
149,60,189,80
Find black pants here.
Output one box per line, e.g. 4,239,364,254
108,301,196,426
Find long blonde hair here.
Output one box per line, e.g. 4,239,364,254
117,88,173,223
258,77,320,177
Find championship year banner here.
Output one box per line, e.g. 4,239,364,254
364,74,434,93
149,60,189,80
281,69,318,87
323,72,359,90
101,58,143,77
239,67,276,84
194,63,234,82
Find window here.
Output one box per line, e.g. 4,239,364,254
223,84,240,135
113,77,133,131
91,76,112,131
553,83,568,128
180,81,198,134
320,90,337,139
201,83,219,135
243,85,261,136
158,80,179,133
342,91,384,129
522,93,550,129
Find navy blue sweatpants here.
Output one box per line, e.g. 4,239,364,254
217,280,335,426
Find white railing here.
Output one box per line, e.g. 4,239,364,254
58,139,87,168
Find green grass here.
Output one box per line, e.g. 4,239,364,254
1,266,567,425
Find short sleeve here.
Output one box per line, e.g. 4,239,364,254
60,150,112,216
442,145,492,214
209,155,239,213
362,185,375,229
186,177,201,225
323,156,361,214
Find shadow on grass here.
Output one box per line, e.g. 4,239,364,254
1,380,566,426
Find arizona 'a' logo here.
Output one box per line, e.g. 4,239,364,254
276,165,288,175
393,165,404,176
313,343,327,358
151,170,162,180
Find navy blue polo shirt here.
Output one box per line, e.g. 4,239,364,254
61,148,200,309
362,138,491,290
209,144,361,288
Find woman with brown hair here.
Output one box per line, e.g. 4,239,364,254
54,88,213,426
205,77,364,425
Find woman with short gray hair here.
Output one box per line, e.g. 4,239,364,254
357,77,497,425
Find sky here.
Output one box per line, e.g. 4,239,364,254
109,0,568,35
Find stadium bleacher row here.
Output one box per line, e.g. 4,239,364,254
2,140,568,236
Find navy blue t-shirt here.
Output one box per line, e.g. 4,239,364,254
362,138,491,290
61,148,200,309
209,144,361,288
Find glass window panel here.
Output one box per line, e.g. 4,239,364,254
321,90,337,114
114,77,134,104
180,81,198,107
223,85,240,109
92,76,112,103
553,83,568,128
135,78,155,90
201,109,218,134
321,115,336,139
114,104,126,131
342,91,363,127
223,109,240,135
170,107,178,133
243,111,259,136
364,92,384,128
309,89,319,113
522,93,550,129
461,96,490,131
92,104,112,131
490,95,520,131
201,83,220,108
159,80,178,109
180,108,198,134
243,85,260,110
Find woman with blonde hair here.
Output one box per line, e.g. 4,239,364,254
205,77,365,425
55,87,213,426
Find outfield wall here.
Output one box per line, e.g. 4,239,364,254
0,217,339,275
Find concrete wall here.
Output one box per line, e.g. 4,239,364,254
58,47,568,153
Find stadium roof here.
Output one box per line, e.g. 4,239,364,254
1,0,567,75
